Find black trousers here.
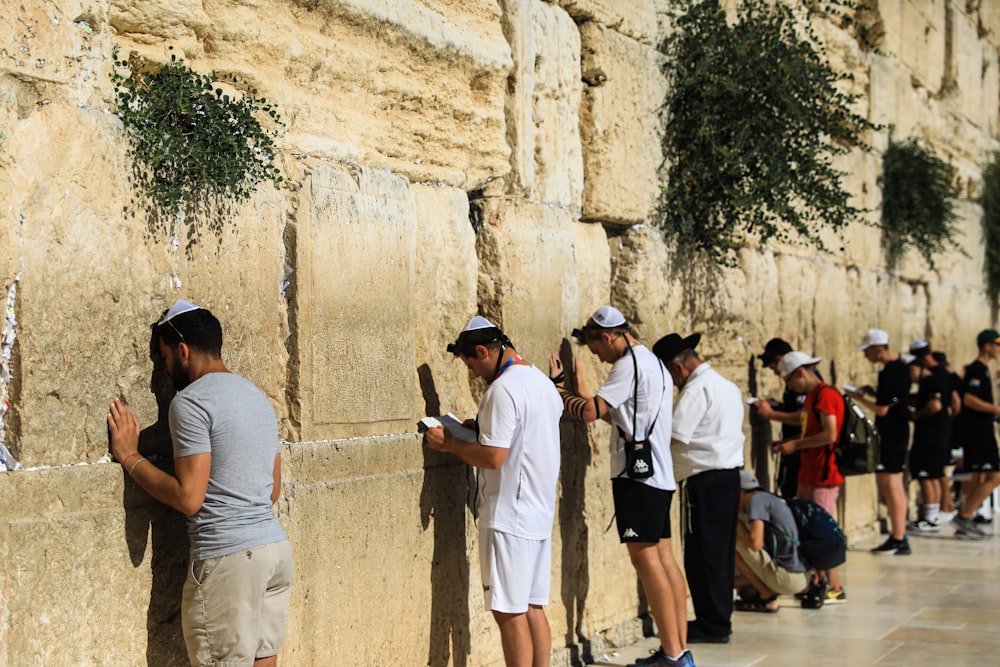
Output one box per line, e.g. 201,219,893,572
684,468,740,637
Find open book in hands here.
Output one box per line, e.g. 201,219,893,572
418,413,477,443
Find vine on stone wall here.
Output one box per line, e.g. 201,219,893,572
880,138,960,271
980,153,1000,305
110,46,284,243
656,0,877,265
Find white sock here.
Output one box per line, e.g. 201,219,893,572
925,504,940,523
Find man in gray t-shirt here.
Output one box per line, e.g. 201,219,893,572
733,471,809,613
108,300,293,667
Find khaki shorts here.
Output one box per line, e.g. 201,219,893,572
182,540,294,666
736,540,809,597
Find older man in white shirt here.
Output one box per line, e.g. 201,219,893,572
654,333,745,645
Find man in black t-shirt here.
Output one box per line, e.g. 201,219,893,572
754,338,817,499
952,329,1000,539
907,340,951,532
848,329,912,555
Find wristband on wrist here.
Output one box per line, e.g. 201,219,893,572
127,456,147,476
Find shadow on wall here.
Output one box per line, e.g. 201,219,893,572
555,336,594,665
418,364,472,667
121,333,188,667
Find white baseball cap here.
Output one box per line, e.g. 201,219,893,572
777,351,822,379
856,328,889,350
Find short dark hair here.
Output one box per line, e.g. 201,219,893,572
153,308,223,357
448,326,509,358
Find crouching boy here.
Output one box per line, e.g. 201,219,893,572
733,471,811,613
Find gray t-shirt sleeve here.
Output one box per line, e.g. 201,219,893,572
747,492,807,572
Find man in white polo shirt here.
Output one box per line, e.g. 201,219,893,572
654,333,745,644
425,316,563,667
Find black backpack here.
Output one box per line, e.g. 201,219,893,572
785,497,847,571
813,386,881,476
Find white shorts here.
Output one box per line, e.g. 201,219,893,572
479,525,551,613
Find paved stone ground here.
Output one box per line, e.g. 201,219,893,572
587,521,1000,666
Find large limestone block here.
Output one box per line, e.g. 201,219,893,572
473,197,579,365
1,106,146,465
982,1,1000,52
503,0,584,209
548,0,658,45
110,0,211,44
282,434,477,666
0,1,110,106
2,98,288,465
564,220,613,392
411,183,480,419
0,463,189,667
876,0,946,93
110,0,513,190
579,23,666,226
868,53,924,151
829,148,882,270
948,6,990,131
291,163,419,441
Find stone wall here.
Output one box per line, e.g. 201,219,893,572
1,0,999,665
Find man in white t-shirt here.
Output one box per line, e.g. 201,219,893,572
551,307,692,667
425,316,562,667
654,333,744,645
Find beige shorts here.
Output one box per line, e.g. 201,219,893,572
736,540,809,597
182,540,294,666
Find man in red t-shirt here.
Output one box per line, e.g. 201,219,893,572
771,351,847,604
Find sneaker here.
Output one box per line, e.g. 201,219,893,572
952,514,988,539
630,648,696,667
871,537,903,554
939,510,958,523
631,647,665,666
825,588,847,604
871,536,911,555
910,519,940,533
974,514,993,524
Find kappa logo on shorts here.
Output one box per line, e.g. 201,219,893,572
622,528,639,538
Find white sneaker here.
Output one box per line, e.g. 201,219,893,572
912,519,940,533
939,510,958,523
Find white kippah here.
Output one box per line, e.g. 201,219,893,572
591,305,626,328
161,299,202,323
462,316,497,333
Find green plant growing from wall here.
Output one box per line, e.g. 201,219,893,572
979,153,1000,305
880,138,960,271
657,0,877,265
110,47,284,243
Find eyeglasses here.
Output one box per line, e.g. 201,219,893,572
153,309,185,342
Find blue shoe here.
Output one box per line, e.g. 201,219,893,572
629,647,696,667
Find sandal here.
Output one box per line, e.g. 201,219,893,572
734,595,779,613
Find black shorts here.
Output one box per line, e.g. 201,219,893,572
877,439,907,474
909,442,945,479
965,435,1000,472
612,478,674,543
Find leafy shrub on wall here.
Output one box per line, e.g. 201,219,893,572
110,47,284,245
656,0,877,265
980,153,1000,304
880,138,960,271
